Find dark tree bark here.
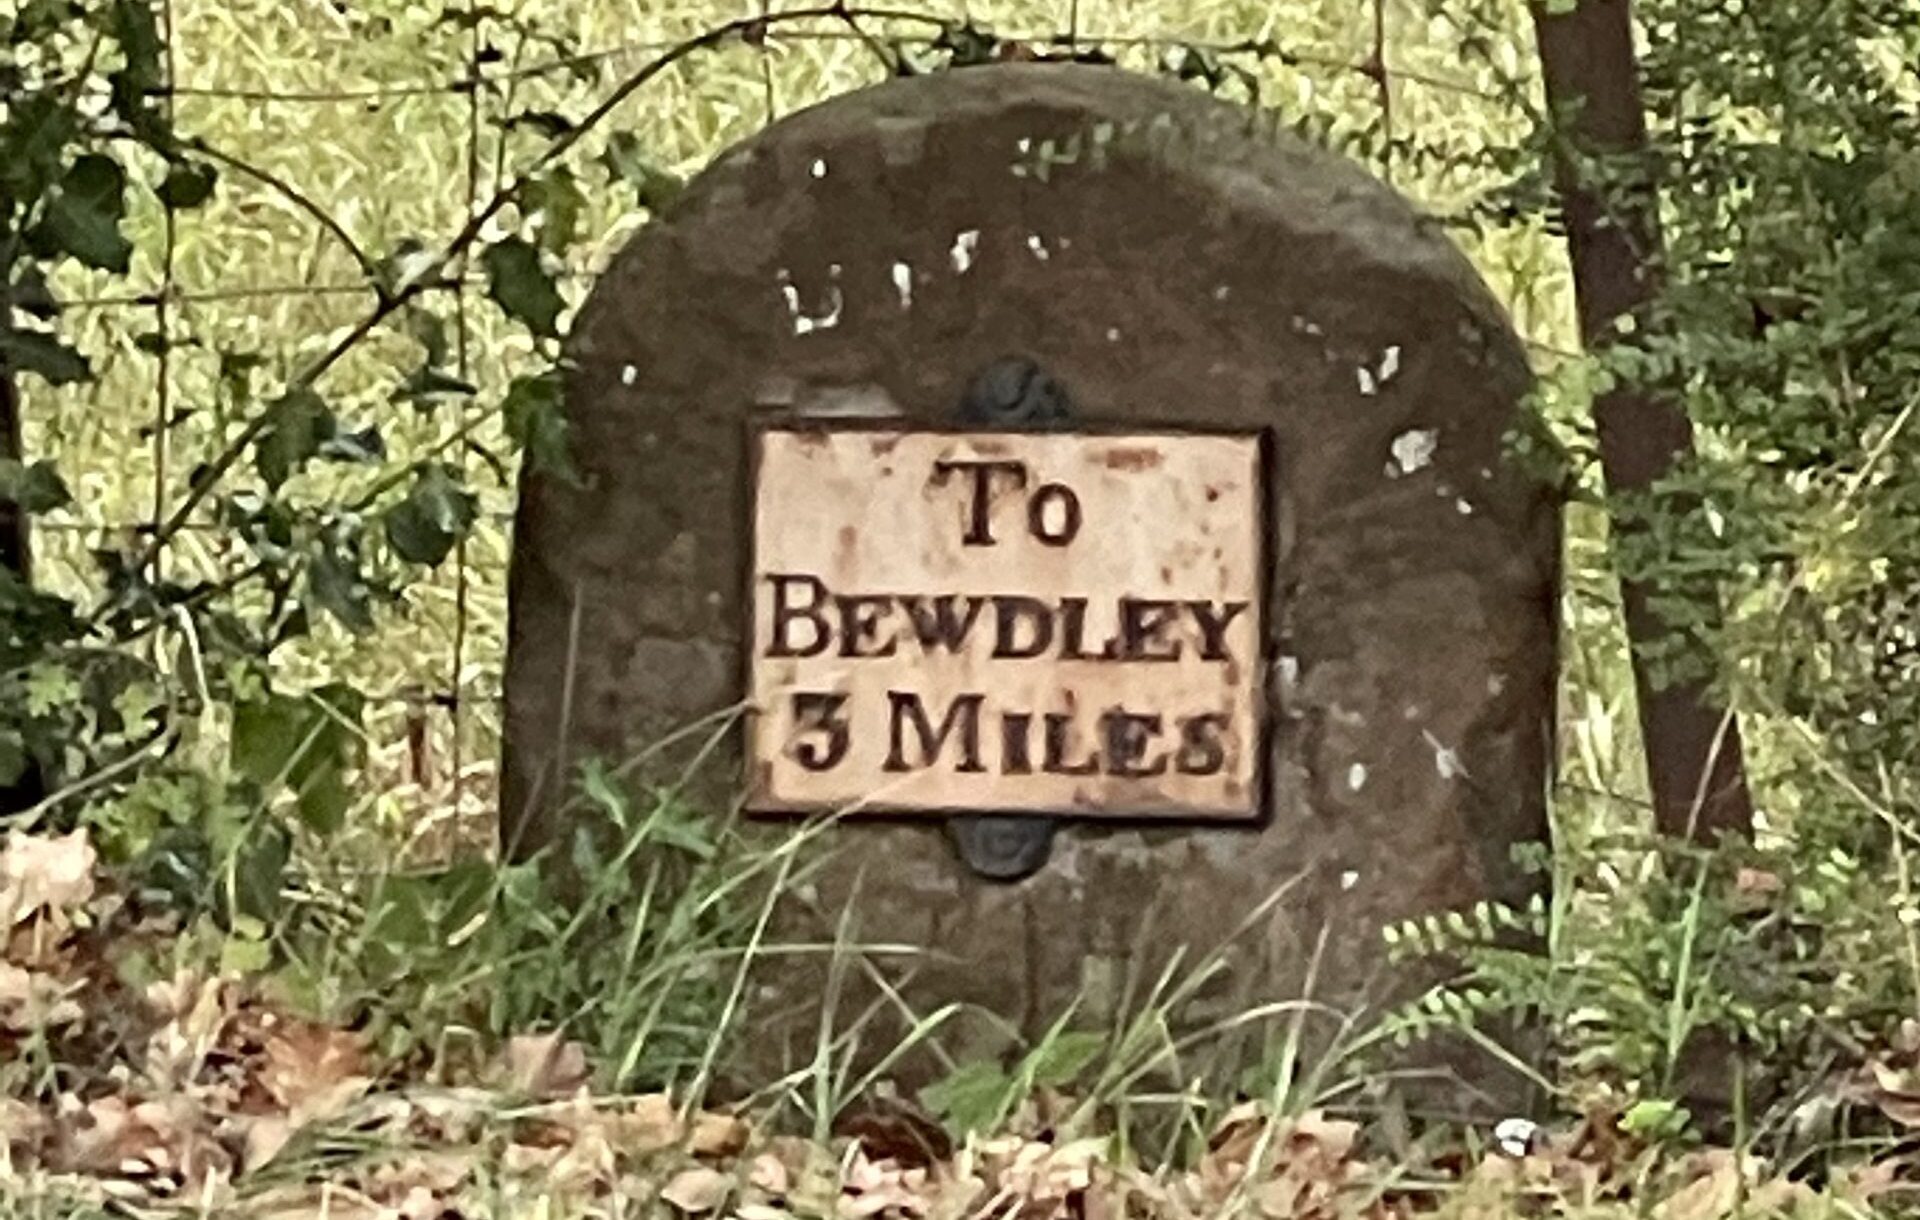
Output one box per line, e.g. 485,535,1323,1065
1,303,45,817
1531,0,1753,840
1,323,25,579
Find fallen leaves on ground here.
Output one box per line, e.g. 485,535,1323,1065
5,826,1919,1219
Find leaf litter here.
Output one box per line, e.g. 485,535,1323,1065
3,827,1918,1218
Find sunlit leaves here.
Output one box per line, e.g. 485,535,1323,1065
482,237,565,338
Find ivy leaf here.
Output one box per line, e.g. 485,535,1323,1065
231,684,366,835
39,154,133,273
384,463,477,567
0,95,80,202
523,167,586,255
0,459,73,514
107,0,166,132
306,540,374,632
0,328,90,385
918,1061,1012,1138
482,237,564,338
503,369,575,481
228,820,291,922
157,159,218,209
253,387,334,490
600,133,683,212
11,268,59,321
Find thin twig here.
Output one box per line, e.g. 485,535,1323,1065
186,141,378,276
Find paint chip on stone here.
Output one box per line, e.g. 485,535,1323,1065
950,230,979,273
1423,730,1469,780
1390,428,1438,475
1340,870,1361,891
810,157,828,179
1379,345,1401,383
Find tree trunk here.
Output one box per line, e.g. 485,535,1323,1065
1531,0,1753,840
1,304,44,817
1,316,26,579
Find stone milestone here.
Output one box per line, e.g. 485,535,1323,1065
502,63,1561,1089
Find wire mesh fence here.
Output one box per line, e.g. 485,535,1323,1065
21,0,1569,853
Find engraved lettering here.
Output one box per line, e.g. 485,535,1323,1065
789,692,851,772
932,458,1027,546
1117,598,1181,661
1000,711,1034,775
885,691,987,772
1027,482,1082,546
1174,713,1230,775
1042,711,1099,775
765,573,831,658
1186,600,1249,663
835,593,898,658
1101,709,1169,777
899,594,987,653
991,596,1055,659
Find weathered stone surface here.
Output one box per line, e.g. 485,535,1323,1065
503,64,1559,1095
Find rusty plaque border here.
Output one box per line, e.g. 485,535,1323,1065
739,417,1276,826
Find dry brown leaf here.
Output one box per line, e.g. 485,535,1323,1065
750,1151,792,1195
0,960,83,1030
1870,1059,1920,1128
1734,868,1783,897
1655,1150,1755,1220
0,829,96,929
1,1097,50,1162
259,1016,372,1124
142,973,232,1086
602,1092,684,1154
692,1109,752,1158
664,1165,735,1214
501,1031,591,1098
61,1095,234,1196
240,1114,295,1175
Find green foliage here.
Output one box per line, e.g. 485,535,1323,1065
482,237,566,339
920,1018,1109,1138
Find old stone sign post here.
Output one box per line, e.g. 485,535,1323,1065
504,64,1560,1074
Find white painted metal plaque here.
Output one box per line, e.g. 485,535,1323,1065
745,426,1268,819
